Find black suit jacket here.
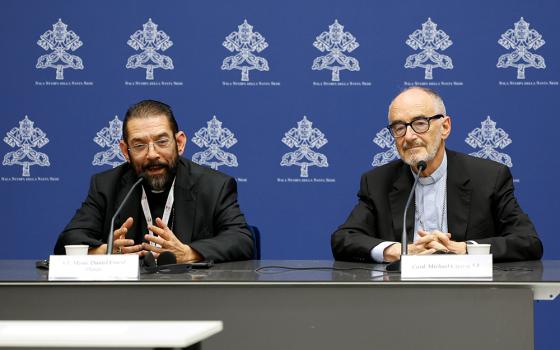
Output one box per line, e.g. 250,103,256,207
54,158,254,262
331,150,543,262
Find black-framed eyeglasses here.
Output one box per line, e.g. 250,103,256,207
387,114,444,138
127,138,173,156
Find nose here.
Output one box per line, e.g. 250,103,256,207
403,124,418,142
146,142,160,159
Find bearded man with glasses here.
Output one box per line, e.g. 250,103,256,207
332,87,542,263
55,100,254,263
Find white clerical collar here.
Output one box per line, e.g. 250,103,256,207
143,177,176,194
414,151,447,186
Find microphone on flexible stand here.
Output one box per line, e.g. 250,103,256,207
386,160,427,272
107,173,145,255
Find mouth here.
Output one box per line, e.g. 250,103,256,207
144,164,167,174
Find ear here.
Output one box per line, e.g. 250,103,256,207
175,131,187,156
119,140,130,162
441,115,451,140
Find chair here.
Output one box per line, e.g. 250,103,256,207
247,225,261,260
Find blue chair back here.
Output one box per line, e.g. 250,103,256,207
247,225,261,260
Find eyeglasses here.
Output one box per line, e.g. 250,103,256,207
127,138,173,156
387,114,444,138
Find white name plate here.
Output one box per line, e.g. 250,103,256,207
48,255,139,281
401,254,492,279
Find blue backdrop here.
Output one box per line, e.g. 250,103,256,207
1,1,558,348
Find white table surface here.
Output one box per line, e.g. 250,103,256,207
0,320,223,347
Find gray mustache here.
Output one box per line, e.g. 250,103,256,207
403,141,425,150
143,162,168,170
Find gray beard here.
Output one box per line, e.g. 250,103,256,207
144,159,178,191
145,173,170,192
401,133,442,167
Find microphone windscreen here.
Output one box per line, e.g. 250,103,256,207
417,160,427,171
142,252,156,268
158,251,177,266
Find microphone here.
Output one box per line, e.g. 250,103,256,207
157,251,177,265
140,251,214,274
140,252,174,273
386,160,427,272
142,251,157,270
107,173,145,255
141,252,185,274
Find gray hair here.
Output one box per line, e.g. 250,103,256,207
388,86,446,118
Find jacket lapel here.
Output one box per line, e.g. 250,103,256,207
389,164,416,242
173,159,197,243
446,150,471,242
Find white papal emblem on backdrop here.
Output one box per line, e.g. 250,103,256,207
280,116,328,178
221,20,269,81
191,116,238,170
3,116,50,177
36,19,84,80
497,17,546,80
404,18,453,80
92,116,125,168
372,128,399,167
312,20,360,82
465,116,512,167
126,18,174,80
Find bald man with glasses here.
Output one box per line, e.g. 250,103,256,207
331,87,542,263
55,100,254,263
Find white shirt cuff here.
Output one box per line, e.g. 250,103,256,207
371,241,398,263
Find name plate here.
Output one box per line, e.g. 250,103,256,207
401,254,492,279
48,255,139,281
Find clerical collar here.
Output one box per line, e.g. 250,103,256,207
142,177,175,195
412,151,447,186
